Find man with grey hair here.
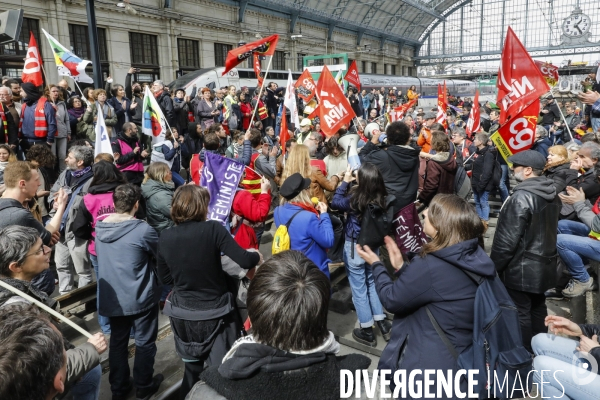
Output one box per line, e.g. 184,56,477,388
0,86,17,149
491,150,561,353
531,125,553,158
49,145,95,294
152,80,175,128
450,127,476,166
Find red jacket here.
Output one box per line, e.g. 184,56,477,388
231,190,270,249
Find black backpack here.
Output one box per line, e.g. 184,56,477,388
357,195,395,250
427,267,533,399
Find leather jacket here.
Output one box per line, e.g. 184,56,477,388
491,176,561,293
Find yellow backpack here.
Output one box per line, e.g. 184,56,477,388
272,210,304,255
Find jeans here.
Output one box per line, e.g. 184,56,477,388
343,240,385,328
532,333,600,400
506,288,547,354
69,364,102,400
171,171,185,188
591,117,600,133
557,220,598,283
109,305,159,397
90,254,111,334
498,164,509,202
473,190,490,221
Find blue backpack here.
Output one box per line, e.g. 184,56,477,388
427,269,533,399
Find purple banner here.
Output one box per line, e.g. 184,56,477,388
392,203,428,255
201,151,245,227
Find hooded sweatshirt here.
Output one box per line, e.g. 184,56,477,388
95,214,160,316
511,176,556,202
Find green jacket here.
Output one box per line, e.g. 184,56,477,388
141,179,175,233
82,101,118,141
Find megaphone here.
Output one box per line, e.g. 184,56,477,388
338,133,361,171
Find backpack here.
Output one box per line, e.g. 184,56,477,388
357,196,395,250
454,165,472,200
426,269,533,399
272,209,304,255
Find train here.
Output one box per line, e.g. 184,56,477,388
168,67,496,109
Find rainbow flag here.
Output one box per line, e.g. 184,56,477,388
142,86,166,145
42,29,93,83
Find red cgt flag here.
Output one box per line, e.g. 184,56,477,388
223,34,279,76
466,89,481,137
318,65,356,137
497,27,549,125
491,100,540,163
280,106,290,156
22,31,44,87
436,83,447,130
533,60,559,87
294,69,316,102
344,60,361,90
253,54,263,88
390,99,417,122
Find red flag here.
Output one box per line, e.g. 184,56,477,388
280,106,290,156
253,54,263,88
390,99,417,122
318,65,356,137
294,69,316,102
344,60,361,90
490,100,539,163
466,90,481,137
533,60,559,87
223,34,279,76
497,27,550,125
436,83,447,130
22,32,44,87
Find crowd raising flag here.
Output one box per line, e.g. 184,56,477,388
389,99,417,122
94,103,113,157
496,27,549,125
21,32,44,87
436,82,448,129
222,34,279,76
344,60,361,90
42,29,93,83
466,89,481,137
317,65,355,137
142,86,167,145
294,69,316,103
283,70,300,128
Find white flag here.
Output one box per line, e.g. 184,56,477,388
94,103,113,157
284,69,300,128
142,86,167,145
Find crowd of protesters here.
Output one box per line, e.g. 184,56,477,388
0,70,599,400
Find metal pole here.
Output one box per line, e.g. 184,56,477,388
86,0,103,88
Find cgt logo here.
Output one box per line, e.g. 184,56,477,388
23,46,41,74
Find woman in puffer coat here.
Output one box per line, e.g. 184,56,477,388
45,85,71,171
543,145,578,193
357,194,494,398
82,89,118,141
418,131,458,206
141,162,175,235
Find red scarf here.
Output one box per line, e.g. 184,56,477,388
291,202,319,217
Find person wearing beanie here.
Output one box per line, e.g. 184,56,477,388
19,82,57,149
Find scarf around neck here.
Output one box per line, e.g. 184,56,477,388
71,165,92,178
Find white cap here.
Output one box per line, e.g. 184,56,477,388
299,118,312,127
392,87,397,90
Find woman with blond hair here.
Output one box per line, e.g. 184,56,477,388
357,194,495,397
141,162,175,234
82,88,117,141
543,145,578,193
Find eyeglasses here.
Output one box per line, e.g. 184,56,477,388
24,245,49,259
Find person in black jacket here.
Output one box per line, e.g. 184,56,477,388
540,97,561,132
531,126,553,158
356,194,494,398
173,88,195,136
491,150,561,353
358,121,419,214
157,185,261,399
0,91,17,148
470,133,495,229
543,145,578,193
152,80,175,129
532,315,600,398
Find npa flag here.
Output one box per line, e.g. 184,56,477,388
490,100,539,163
201,151,245,227
223,34,279,76
142,86,167,145
318,65,356,137
436,82,448,129
389,99,417,122
280,106,290,156
22,32,44,87
344,60,361,90
253,54,263,88
94,103,113,157
294,69,316,102
466,90,481,137
497,27,549,125
533,60,559,87
283,70,300,128
42,29,93,83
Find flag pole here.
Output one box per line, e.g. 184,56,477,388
40,64,51,93
551,93,574,141
72,80,91,107
247,55,273,131
0,279,93,338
